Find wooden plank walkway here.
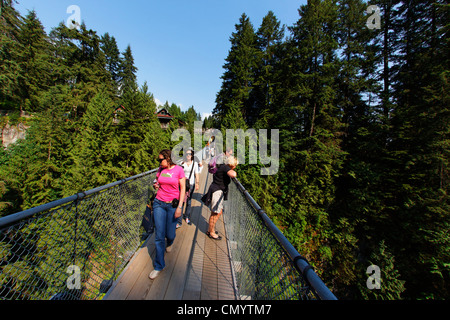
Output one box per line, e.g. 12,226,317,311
104,165,236,300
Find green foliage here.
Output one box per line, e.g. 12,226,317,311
18,10,53,112
359,241,406,300
213,1,449,300
0,1,23,110
0,4,199,213
215,13,259,123
1,0,448,300
0,5,205,300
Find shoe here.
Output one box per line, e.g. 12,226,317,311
207,233,222,240
166,244,173,253
149,270,160,280
206,231,218,236
186,218,191,225
176,223,182,229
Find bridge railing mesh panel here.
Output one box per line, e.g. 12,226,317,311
224,181,317,300
0,171,156,300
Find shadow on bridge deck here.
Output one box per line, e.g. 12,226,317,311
104,165,236,300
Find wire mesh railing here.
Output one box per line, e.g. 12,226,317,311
224,178,337,300
0,169,157,300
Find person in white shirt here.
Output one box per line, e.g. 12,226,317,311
178,149,200,227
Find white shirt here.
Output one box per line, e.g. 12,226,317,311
182,160,200,187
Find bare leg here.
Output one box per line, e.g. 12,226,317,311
208,210,222,238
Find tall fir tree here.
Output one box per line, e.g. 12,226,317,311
384,0,450,299
214,13,258,124
327,0,385,298
101,32,121,93
48,22,113,117
63,87,116,194
18,89,73,209
359,240,406,300
18,10,52,112
113,82,164,176
0,0,23,110
118,45,138,97
252,11,285,129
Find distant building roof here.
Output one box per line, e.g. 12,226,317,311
155,108,173,119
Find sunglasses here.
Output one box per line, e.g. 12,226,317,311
157,157,165,163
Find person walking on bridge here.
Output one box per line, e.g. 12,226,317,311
201,156,238,240
149,149,186,280
178,148,200,227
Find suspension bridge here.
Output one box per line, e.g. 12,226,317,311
0,151,337,301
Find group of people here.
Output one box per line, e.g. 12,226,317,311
149,147,237,280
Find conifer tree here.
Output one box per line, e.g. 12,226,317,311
130,82,166,172
18,10,52,112
0,0,23,110
19,94,71,209
118,45,138,97
101,33,121,90
214,13,258,124
252,11,285,128
48,22,113,117
113,82,163,176
359,241,406,300
327,0,385,297
167,102,182,119
383,0,450,298
184,105,201,145
64,87,116,193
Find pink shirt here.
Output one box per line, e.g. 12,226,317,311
156,165,185,202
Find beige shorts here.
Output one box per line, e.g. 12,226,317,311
211,190,224,213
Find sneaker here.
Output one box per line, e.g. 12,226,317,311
149,270,160,280
176,223,182,229
186,218,191,225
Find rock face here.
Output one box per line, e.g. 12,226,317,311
2,123,29,148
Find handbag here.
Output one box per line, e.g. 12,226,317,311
142,168,161,234
142,193,155,234
185,160,195,193
171,198,180,208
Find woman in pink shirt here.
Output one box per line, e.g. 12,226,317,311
149,149,186,280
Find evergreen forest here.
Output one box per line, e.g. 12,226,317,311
0,1,201,213
1,0,449,300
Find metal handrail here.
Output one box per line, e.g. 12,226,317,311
232,178,338,300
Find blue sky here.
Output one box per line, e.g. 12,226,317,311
15,0,306,120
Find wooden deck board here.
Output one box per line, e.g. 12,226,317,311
104,164,237,301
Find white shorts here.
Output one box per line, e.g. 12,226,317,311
211,190,224,213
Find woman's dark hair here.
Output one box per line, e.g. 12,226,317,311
159,149,175,166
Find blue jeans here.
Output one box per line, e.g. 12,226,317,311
177,184,195,225
153,198,177,271
184,184,195,219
